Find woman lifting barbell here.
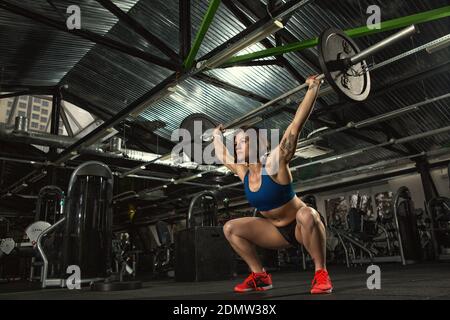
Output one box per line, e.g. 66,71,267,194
212,75,332,294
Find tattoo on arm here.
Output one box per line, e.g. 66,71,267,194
280,132,297,160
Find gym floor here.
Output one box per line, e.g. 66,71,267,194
1,263,449,300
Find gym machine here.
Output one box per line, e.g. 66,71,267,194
36,161,115,288
427,197,450,261
0,186,65,281
328,188,412,266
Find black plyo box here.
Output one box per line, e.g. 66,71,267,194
175,226,235,282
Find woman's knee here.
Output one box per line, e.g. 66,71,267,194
296,206,321,227
223,219,248,239
223,220,235,239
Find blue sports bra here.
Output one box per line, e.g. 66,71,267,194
243,167,296,212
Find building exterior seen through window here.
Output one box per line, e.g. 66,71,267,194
0,96,61,134
0,95,94,135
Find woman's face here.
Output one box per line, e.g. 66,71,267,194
235,129,261,164
235,131,249,163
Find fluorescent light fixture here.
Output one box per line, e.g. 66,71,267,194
198,20,284,69
295,145,333,159
426,34,450,53
167,85,179,93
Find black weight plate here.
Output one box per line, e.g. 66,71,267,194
91,281,143,291
179,113,218,164
318,28,371,102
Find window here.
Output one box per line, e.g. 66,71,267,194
20,96,28,101
6,109,10,116
32,114,39,120
33,105,40,112
42,101,49,107
40,125,46,131
59,121,64,128
7,101,13,107
59,129,64,135
34,97,41,104
41,109,48,115
19,102,27,109
31,122,39,128
18,111,26,117
41,117,48,123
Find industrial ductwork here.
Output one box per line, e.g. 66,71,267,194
0,125,216,172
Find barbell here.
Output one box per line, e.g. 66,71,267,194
177,25,417,163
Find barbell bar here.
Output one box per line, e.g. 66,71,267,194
201,25,417,142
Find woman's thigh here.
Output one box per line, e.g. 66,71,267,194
224,217,291,250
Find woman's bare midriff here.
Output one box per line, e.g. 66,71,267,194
259,196,307,227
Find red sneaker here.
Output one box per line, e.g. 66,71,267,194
234,271,273,293
311,269,333,294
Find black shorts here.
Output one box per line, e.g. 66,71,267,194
275,213,326,247
276,220,298,247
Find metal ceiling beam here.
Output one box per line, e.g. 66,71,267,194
232,0,320,71
50,90,61,136
6,97,19,126
351,103,421,155
0,89,52,99
179,0,192,60
0,0,178,71
415,156,440,203
183,0,221,69
310,117,410,156
61,90,112,120
61,102,82,132
296,158,450,196
199,0,313,61
95,0,180,62
222,0,301,80
0,84,56,92
59,103,74,137
225,5,450,65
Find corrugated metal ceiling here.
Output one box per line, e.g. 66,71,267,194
0,0,449,181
